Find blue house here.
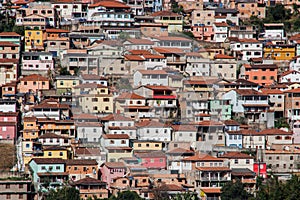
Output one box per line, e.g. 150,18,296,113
29,158,68,191
224,120,243,148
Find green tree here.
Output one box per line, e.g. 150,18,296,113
171,192,199,200
221,180,252,200
59,67,71,76
109,190,143,200
45,186,80,200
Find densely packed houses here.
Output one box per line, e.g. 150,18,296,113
1,0,300,199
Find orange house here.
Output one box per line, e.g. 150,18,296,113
241,64,278,86
66,159,98,181
18,74,50,94
22,117,39,140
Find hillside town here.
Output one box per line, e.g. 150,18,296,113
1,0,300,199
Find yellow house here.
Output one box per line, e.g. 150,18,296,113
55,75,81,95
263,44,295,60
133,141,163,151
24,29,44,52
106,147,133,162
152,11,183,32
42,146,69,160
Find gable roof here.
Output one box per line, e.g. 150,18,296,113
66,159,98,165
136,120,169,128
30,158,65,164
182,154,224,161
20,74,49,82
74,177,105,185
88,0,130,9
219,152,254,159
116,92,145,100
102,134,130,139
101,114,133,121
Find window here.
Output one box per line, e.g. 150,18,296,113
41,166,46,170
48,152,52,156
24,81,27,85
290,156,294,160
19,194,23,199
6,184,10,189
234,159,238,164
103,98,110,102
59,152,63,156
25,143,30,148
110,140,114,144
19,184,23,189
138,144,141,147
218,135,222,140
253,76,258,80
56,166,61,170
261,76,266,80
6,194,10,199
246,159,250,164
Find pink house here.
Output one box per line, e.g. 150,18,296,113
18,74,50,94
135,151,166,169
22,52,54,74
0,112,18,142
191,25,214,41
100,162,126,189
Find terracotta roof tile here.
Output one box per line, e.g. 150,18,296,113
234,89,266,96
116,92,145,100
30,158,65,164
0,41,19,47
136,120,169,128
102,134,130,139
103,162,126,168
137,70,167,75
223,120,240,126
219,152,254,159
88,1,130,9
81,74,107,80
260,128,292,135
0,32,20,36
201,187,221,194
0,58,19,64
39,133,66,139
128,50,152,55
124,55,145,61
214,54,234,59
153,47,184,54
45,29,70,33
74,177,105,185
73,83,107,89
101,114,133,121
171,124,197,132
194,120,224,127
73,113,99,120
260,89,284,95
167,148,194,154
66,159,98,165
214,22,228,27
135,151,166,158
20,74,49,81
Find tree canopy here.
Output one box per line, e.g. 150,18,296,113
45,186,80,200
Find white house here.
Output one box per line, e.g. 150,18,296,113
76,122,103,143
38,133,70,146
289,56,300,72
241,130,265,149
101,114,135,133
171,125,197,142
185,53,211,77
213,22,229,43
136,120,172,142
279,70,300,83
220,152,254,171
133,70,169,87
224,120,242,148
230,38,263,61
100,134,130,148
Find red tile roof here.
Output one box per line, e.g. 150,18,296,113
136,120,169,128
260,89,284,95
214,22,228,27
88,0,130,9
0,58,19,64
72,113,99,120
219,152,254,159
260,128,292,135
74,177,105,185
116,92,145,100
223,120,240,126
124,55,145,61
20,74,49,81
73,83,107,89
214,54,234,59
0,41,19,47
201,187,221,194
30,158,65,164
143,85,176,91
103,162,126,168
0,32,20,36
138,70,167,75
66,159,98,165
101,114,133,121
135,151,166,158
81,74,107,80
171,124,197,132
235,89,266,96
39,133,66,139
153,47,184,54
167,148,194,154
128,50,152,55
102,134,130,139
